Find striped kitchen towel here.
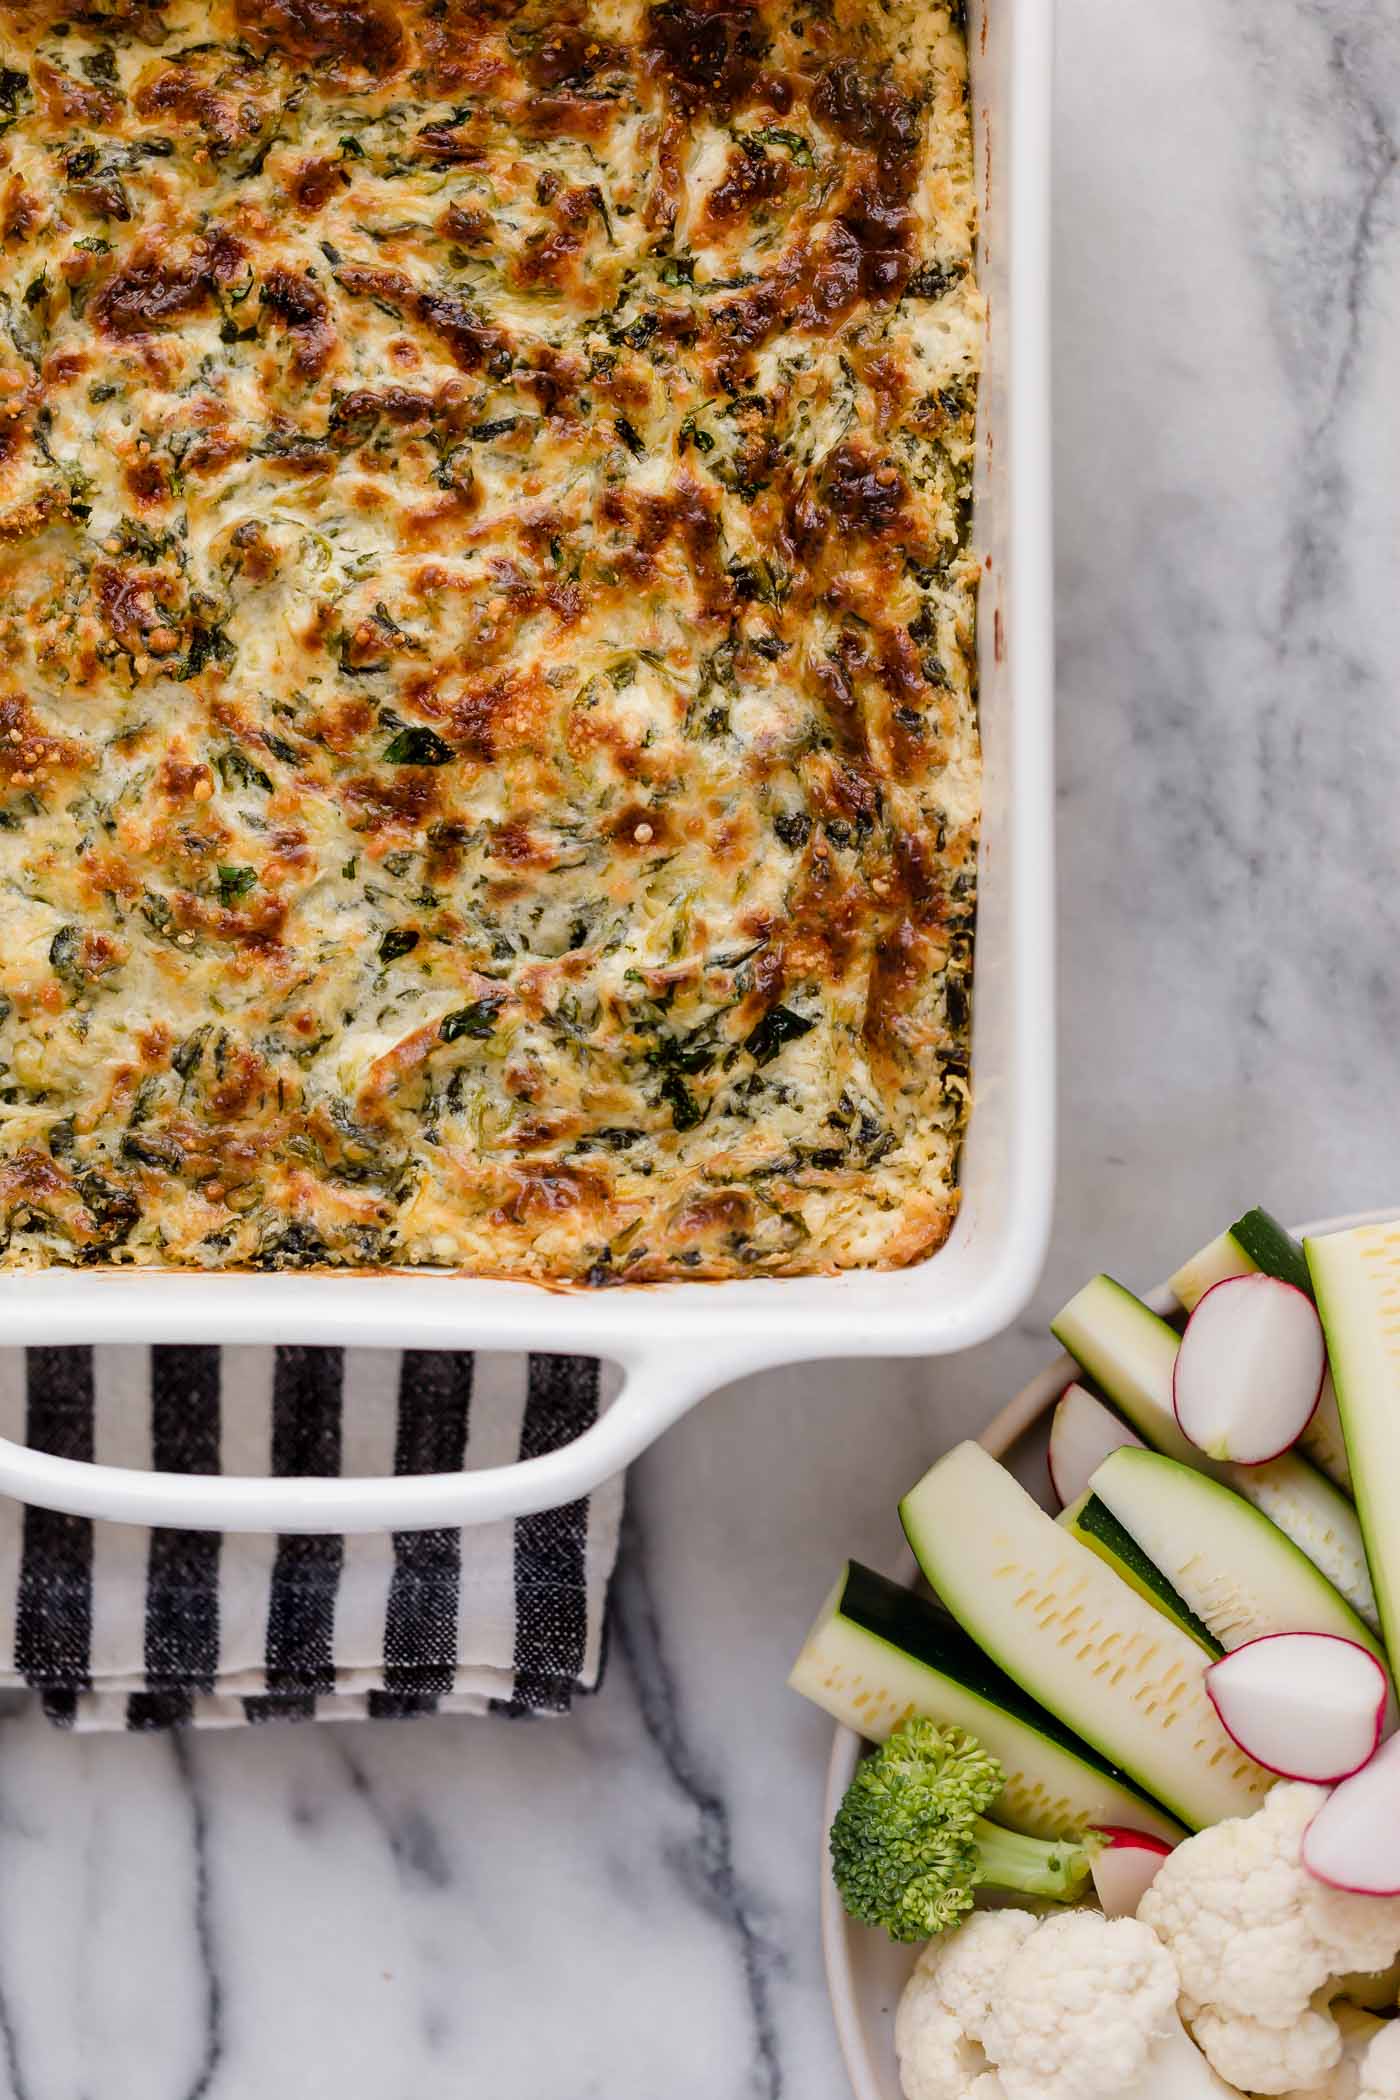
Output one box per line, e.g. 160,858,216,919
0,1344,622,1730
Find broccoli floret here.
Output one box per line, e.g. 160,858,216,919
830,1719,1093,1943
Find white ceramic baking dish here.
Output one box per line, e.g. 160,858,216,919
0,0,1053,1534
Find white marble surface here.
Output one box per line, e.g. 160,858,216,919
1,3,1399,2094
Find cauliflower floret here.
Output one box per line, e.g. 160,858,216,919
1357,2020,1400,2100
924,1909,1040,2031
1140,1784,1400,2097
978,1911,1180,2100
1196,2005,1345,2097
895,1906,1232,2100
895,1911,1036,2100
894,1995,1006,2100
1294,2012,1400,2100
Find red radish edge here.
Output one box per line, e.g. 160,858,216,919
1047,1383,1141,1509
1303,1733,1400,1895
1045,1379,1080,1507
1092,1826,1174,1856
1204,1633,1388,1784
1089,1828,1173,1917
1172,1274,1326,1466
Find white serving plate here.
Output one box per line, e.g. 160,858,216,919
0,0,1053,1536
821,1208,1394,2100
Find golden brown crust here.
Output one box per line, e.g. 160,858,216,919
0,0,979,1280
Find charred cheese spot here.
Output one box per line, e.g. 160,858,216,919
0,0,979,1280
234,0,405,79
645,1,762,115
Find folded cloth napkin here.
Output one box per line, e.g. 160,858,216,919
0,1343,622,1730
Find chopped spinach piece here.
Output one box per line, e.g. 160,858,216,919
216,864,257,905
216,746,272,794
384,726,455,766
745,1005,815,1066
678,415,713,455
171,1026,209,1079
646,1020,721,1077
905,260,960,302
614,312,658,352
752,126,813,165
614,415,645,459
128,1075,162,1127
121,1131,184,1171
659,1071,703,1131
235,131,279,181
378,928,420,963
774,810,812,849
48,923,85,987
77,1170,139,1244
256,1222,329,1269
0,67,26,119
440,994,505,1042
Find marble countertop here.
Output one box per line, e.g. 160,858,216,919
1,2,1399,2094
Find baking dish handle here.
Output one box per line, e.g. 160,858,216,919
0,1348,759,1534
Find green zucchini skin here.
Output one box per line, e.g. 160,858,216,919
1063,1493,1222,1656
1088,1447,1385,1676
789,1559,1185,1844
899,1442,1276,1830
1229,1209,1313,1296
1170,1208,1310,1312
1309,1223,1400,1668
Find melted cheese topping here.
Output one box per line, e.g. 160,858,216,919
0,0,980,1280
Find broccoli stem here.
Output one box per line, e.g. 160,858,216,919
971,1817,1092,1902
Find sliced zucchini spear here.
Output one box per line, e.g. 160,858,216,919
900,1442,1275,1831
1170,1206,1313,1309
1308,1221,1400,1669
1052,1275,1375,1628
789,1559,1185,1844
1059,1490,1222,1658
1087,1447,1389,1700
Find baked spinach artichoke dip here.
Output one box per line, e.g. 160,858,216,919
0,0,981,1280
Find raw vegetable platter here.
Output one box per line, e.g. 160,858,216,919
801,1208,1400,2100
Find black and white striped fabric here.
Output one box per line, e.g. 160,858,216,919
0,1345,621,1730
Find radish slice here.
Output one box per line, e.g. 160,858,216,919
1047,1384,1142,1507
1090,1826,1173,1916
1304,1732,1400,1893
1173,1274,1326,1464
1205,1633,1387,1782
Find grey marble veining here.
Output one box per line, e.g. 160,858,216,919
0,3,1397,2093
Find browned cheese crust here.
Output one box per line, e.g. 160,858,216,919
0,0,980,1279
